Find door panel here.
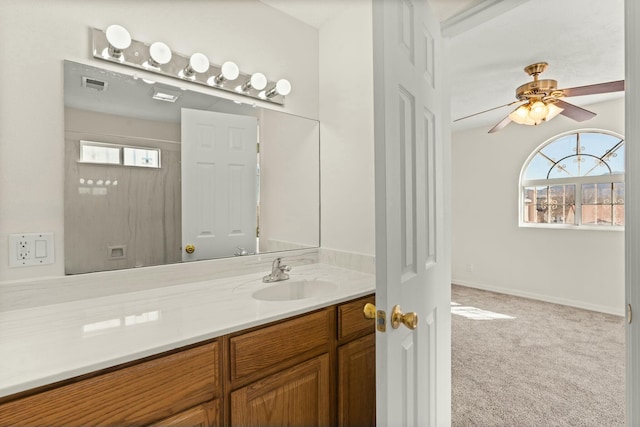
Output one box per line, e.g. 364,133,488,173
373,0,451,426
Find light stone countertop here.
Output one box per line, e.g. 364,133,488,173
0,263,375,398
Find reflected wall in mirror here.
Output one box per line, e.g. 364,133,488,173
64,60,319,275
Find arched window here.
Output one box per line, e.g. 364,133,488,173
520,129,624,228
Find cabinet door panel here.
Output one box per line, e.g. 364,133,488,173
230,354,330,427
148,399,220,427
338,334,376,427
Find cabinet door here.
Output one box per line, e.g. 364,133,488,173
148,400,220,427
338,334,376,427
230,354,330,427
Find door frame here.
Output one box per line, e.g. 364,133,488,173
625,1,639,423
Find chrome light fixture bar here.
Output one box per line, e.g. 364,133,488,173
92,26,289,105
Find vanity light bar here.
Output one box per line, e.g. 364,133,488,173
91,26,289,105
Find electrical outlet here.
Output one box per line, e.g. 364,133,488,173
9,233,54,267
16,239,30,261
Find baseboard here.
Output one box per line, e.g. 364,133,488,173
452,279,625,317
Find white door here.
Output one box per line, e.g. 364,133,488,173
181,108,257,261
373,0,451,426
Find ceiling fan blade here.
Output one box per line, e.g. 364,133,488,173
454,100,523,122
488,115,512,133
555,100,597,122
560,80,624,98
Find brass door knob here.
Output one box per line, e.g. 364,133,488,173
391,305,418,330
363,302,377,319
185,244,195,254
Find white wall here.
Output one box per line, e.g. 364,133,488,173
319,1,375,257
452,97,625,315
0,0,318,282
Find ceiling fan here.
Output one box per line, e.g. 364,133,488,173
455,62,624,133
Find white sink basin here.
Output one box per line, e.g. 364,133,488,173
252,279,337,301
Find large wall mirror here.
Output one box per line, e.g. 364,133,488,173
64,60,319,275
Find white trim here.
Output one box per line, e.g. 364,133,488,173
625,0,640,422
452,279,625,317
441,0,530,37
523,174,624,186
519,223,625,231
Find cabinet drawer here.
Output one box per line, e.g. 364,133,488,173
338,295,375,341
230,309,331,381
0,341,219,427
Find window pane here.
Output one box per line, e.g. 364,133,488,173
540,134,578,178
540,134,577,161
524,185,575,224
614,182,625,226
548,159,579,179
580,132,622,158
123,147,161,168
547,185,575,224
581,182,624,225
614,205,625,226
523,187,537,223
524,153,555,180
606,144,625,174
80,143,120,164
582,183,612,204
580,133,624,176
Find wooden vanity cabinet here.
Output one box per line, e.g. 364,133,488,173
0,294,375,427
226,307,334,426
337,295,376,427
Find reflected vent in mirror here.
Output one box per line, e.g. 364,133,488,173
82,76,108,92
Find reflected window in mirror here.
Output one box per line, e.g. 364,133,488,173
80,141,161,168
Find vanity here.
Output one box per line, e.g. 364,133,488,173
0,262,376,426
0,28,375,425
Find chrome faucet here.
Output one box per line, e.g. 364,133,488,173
263,257,291,283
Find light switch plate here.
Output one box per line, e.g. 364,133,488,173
9,233,55,267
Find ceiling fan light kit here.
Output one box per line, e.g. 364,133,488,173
455,61,624,133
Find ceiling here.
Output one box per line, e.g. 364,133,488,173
64,61,260,124
260,0,625,133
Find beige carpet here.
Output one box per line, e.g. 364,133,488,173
452,284,625,427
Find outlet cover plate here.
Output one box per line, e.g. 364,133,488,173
9,233,55,267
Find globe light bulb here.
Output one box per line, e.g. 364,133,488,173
528,101,549,121
250,73,267,91
105,24,131,50
148,42,172,66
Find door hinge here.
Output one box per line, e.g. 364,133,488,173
628,304,633,324
376,309,386,332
